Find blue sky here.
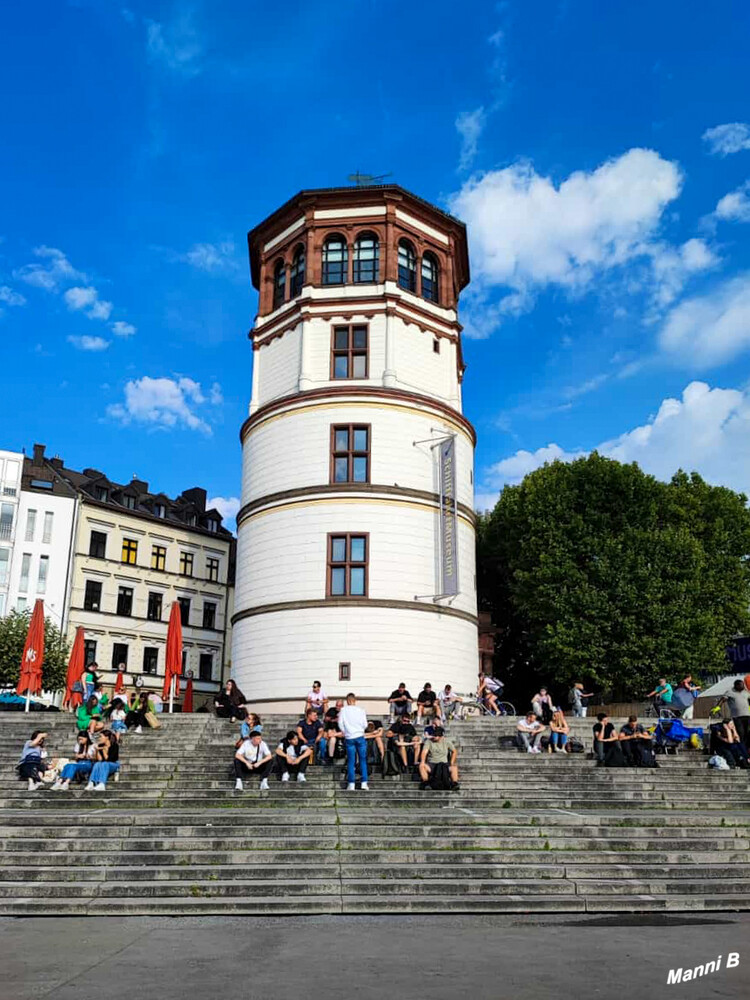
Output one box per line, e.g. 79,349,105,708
2,0,750,521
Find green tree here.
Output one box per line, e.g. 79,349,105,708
479,453,750,700
0,609,69,692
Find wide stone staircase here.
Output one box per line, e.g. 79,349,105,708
0,711,748,914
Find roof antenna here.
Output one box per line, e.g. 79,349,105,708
347,171,393,187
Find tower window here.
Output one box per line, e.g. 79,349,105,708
322,234,348,285
339,662,351,681
397,239,417,292
273,259,286,309
331,425,370,484
422,252,439,303
290,244,305,297
331,325,368,380
353,232,379,283
327,533,368,597
433,338,440,354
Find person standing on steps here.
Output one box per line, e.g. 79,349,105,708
720,679,750,748
234,730,273,791
569,682,594,718
338,692,369,791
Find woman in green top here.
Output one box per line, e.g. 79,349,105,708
76,695,104,735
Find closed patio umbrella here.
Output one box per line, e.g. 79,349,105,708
16,600,45,712
63,626,85,710
162,601,182,712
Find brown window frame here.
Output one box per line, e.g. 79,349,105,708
330,324,368,380
330,424,371,484
121,538,138,565
326,532,369,598
339,661,351,681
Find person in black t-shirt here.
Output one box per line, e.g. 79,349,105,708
388,684,413,721
416,683,443,724
387,713,421,768
365,719,385,765
619,715,658,768
87,730,120,790
592,713,616,765
324,699,344,723
296,709,324,763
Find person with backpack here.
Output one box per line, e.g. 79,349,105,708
387,712,421,770
418,727,459,790
569,682,594,718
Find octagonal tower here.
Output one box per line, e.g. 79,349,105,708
232,185,478,709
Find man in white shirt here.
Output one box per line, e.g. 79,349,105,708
517,712,546,754
337,693,369,791
438,684,463,721
234,731,273,791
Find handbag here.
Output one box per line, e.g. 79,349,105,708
144,711,161,730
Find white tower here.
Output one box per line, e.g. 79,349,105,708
232,185,478,709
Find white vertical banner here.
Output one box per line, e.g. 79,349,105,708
438,436,459,596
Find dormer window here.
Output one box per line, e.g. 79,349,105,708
206,519,218,533
122,494,136,510
95,486,108,502
187,514,197,527
154,503,166,519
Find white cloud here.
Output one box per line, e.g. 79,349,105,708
87,299,113,321
146,13,203,76
702,123,750,157
455,107,486,171
64,285,113,321
207,495,240,525
448,148,689,335
183,241,236,272
714,181,750,224
659,273,750,367
0,285,26,307
67,335,111,352
645,237,719,311
478,381,750,507
106,376,215,434
209,381,223,405
111,320,137,337
14,246,84,291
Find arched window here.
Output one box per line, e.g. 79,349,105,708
322,234,348,285
353,232,379,283
290,244,306,298
421,252,439,303
397,239,417,292
272,259,286,308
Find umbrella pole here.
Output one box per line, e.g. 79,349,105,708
24,690,30,714
169,676,174,714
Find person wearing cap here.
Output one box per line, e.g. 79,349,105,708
418,727,459,790
234,731,273,791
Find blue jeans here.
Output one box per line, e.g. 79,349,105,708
60,761,93,781
551,732,568,748
90,761,120,785
345,737,368,785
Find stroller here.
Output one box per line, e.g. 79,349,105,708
654,717,703,755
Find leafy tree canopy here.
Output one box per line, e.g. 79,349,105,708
0,610,69,692
478,453,750,701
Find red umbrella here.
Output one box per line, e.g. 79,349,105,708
162,600,182,706
114,670,125,695
183,676,194,713
63,626,85,709
16,599,45,700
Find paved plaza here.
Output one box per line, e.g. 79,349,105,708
1,914,747,1000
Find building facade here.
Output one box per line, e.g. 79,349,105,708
16,445,234,707
0,450,24,617
232,185,478,708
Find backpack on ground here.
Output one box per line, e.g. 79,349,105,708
381,748,403,777
708,754,731,770
568,737,585,753
428,762,452,790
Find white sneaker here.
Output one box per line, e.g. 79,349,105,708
134,726,143,734
346,782,355,791
527,747,535,754
85,781,95,791
532,746,542,754
361,782,369,791
259,778,269,791
94,783,106,792
296,772,306,783
59,780,70,791
281,772,290,783
113,772,119,783
234,778,243,791
27,778,39,791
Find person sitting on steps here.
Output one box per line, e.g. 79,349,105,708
76,695,104,736
306,680,328,716
365,719,385,766
321,713,343,765
276,731,313,783
234,730,273,791
240,713,263,739
17,730,49,791
438,684,463,721
418,727,459,790
387,712,421,770
416,683,443,724
214,679,247,722
531,687,554,725
619,715,659,768
125,692,154,734
592,712,617,765
517,712,546,753
86,729,121,790
387,683,413,721
549,709,570,753
296,708,324,764
714,719,749,770
54,731,98,790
